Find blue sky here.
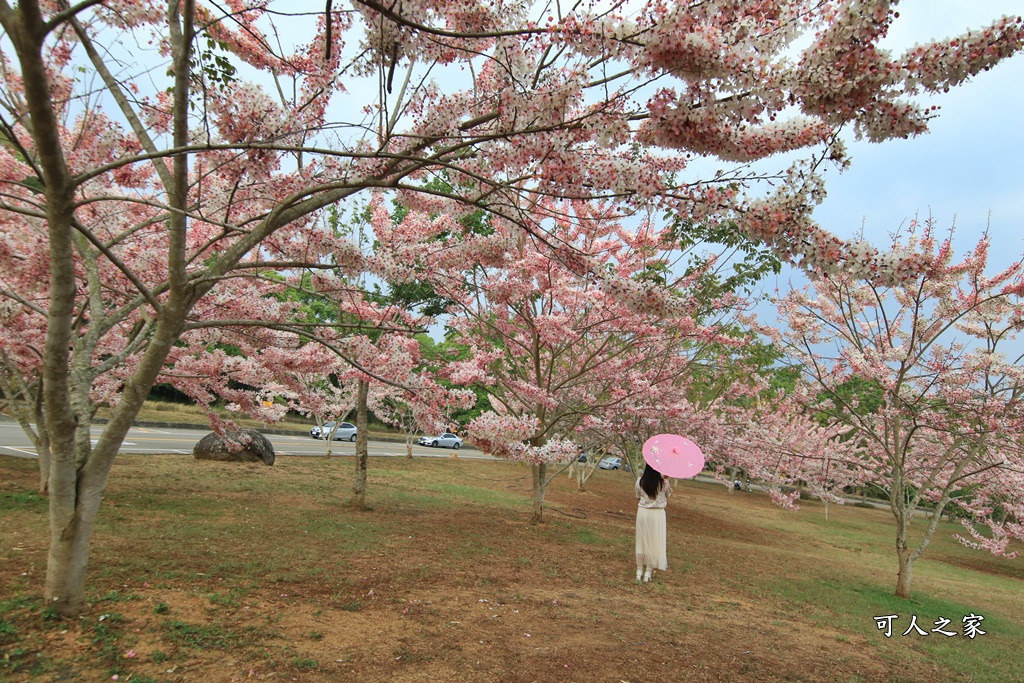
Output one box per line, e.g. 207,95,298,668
794,0,1024,275
737,0,1024,350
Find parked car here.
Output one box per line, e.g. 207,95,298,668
418,432,463,449
310,421,358,441
598,456,630,471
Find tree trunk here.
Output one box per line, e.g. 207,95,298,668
44,466,108,614
351,379,369,509
574,463,587,492
530,462,547,523
44,308,187,616
573,459,599,493
895,546,914,598
37,435,51,495
892,485,914,598
316,418,332,459
4,0,199,617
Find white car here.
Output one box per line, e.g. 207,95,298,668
599,456,630,471
419,432,463,449
310,421,358,441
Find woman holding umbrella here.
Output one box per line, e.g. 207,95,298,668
635,434,705,583
635,463,671,583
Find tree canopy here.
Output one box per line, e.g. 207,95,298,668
0,0,1021,615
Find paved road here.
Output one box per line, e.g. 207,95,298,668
0,421,490,460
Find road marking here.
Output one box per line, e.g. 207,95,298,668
1,447,38,459
126,449,190,454
109,437,182,442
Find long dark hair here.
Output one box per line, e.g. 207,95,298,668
639,463,664,498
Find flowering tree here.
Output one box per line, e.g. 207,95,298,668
170,280,472,506
580,360,718,479
768,232,1024,597
369,371,474,460
707,396,862,518
336,330,474,508
0,0,1020,615
369,394,419,459
377,197,742,521
193,338,360,457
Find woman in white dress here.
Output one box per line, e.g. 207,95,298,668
635,463,671,583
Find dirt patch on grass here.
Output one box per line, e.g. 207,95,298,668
0,455,993,682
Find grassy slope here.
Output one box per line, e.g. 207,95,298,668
1,454,1022,682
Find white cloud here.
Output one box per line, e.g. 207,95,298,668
813,0,1024,265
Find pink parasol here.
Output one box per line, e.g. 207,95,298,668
642,434,705,478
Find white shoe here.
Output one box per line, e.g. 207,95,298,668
635,568,643,582
643,568,652,583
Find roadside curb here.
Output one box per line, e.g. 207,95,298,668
112,419,461,448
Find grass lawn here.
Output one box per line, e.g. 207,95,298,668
1,452,1022,682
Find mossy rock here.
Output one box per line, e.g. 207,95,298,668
192,429,275,465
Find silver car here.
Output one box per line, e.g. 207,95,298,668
310,421,358,441
418,432,463,449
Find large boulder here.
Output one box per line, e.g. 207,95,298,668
192,429,275,465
